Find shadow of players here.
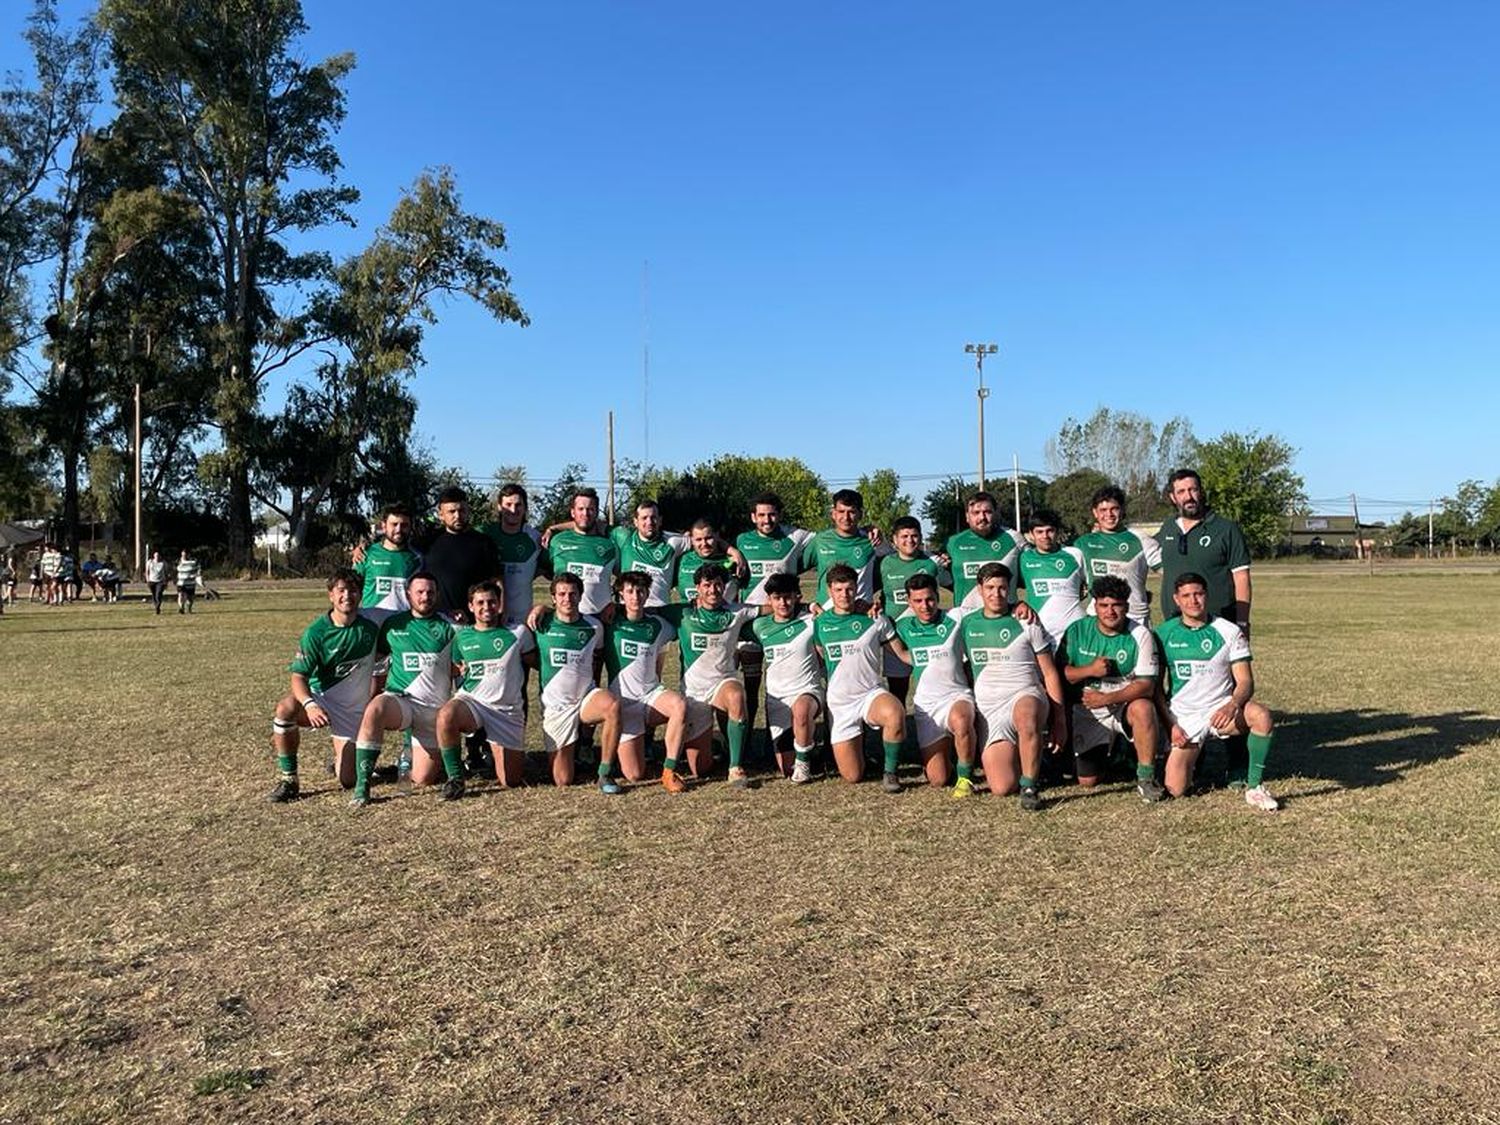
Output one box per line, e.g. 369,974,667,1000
1266,707,1495,792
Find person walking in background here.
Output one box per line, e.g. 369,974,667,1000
145,550,168,614
175,549,200,614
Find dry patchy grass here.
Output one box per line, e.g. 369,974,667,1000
2,571,1499,1123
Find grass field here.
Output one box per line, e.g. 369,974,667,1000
3,567,1499,1124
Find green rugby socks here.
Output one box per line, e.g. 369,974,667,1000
440,744,464,783
727,719,746,769
882,740,902,775
353,742,380,798
1246,732,1274,788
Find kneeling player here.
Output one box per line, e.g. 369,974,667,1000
961,563,1065,811
268,568,380,802
1156,572,1278,811
894,573,979,797
606,571,710,792
351,572,457,807
434,581,534,797
814,564,910,792
1058,576,1165,802
748,573,824,783
530,572,622,794
657,564,761,788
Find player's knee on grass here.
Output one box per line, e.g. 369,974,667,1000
1075,745,1107,787
617,736,648,782
411,740,445,786
920,739,951,786
1165,745,1200,797
983,742,1020,795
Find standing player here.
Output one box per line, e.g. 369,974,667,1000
611,500,690,607
814,564,909,792
350,572,457,807
747,573,824,782
267,568,380,803
1156,573,1278,811
805,490,883,606
1156,469,1252,630
655,564,762,788
1015,509,1088,642
894,572,980,796
1073,485,1161,623
944,492,1021,610
528,572,623,793
673,519,746,605
1057,576,1164,801
878,516,951,704
545,488,620,616
961,563,1066,811
604,571,707,791
175,549,201,614
434,580,535,796
354,503,423,623
483,483,545,626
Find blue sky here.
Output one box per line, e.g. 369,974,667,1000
11,2,1500,521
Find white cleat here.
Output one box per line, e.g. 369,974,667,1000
1244,785,1279,812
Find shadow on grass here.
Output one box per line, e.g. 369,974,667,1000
1273,708,1498,790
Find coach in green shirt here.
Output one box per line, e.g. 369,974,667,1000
1156,469,1252,631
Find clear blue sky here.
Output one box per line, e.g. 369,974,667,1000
12,2,1500,520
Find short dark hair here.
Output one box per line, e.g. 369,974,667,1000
1090,575,1131,604
1168,469,1202,490
572,486,600,506
826,563,858,587
498,482,528,504
904,572,938,595
967,491,997,509
764,573,800,598
976,562,1011,584
830,489,863,512
551,571,583,594
1173,571,1208,592
690,517,717,534
751,491,783,513
694,562,730,587
468,579,503,602
328,567,362,593
1089,485,1126,510
1024,508,1061,533
437,486,467,506
616,570,652,594
892,515,921,536
408,569,439,589
380,502,411,522
634,499,660,515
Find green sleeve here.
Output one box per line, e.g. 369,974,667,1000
1226,520,1251,571
610,525,630,552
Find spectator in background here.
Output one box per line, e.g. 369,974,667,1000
145,550,168,614
28,555,43,602
82,553,102,600
176,549,201,614
0,555,13,613
41,542,61,605
59,548,79,602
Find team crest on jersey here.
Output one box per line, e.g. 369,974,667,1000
1118,542,1131,554
1199,535,1212,547
1201,637,1214,652
850,620,863,634
1115,649,1128,663
1053,558,1066,571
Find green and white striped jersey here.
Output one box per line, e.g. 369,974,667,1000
377,611,457,707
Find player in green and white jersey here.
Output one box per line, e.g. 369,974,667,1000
268,568,380,803
434,580,535,795
1057,576,1164,802
748,573,824,782
482,483,545,626
674,519,747,605
942,491,1021,610
893,572,979,796
350,572,457,807
355,503,424,624
544,488,620,616
1016,509,1087,642
1073,485,1161,623
654,563,762,788
961,563,1066,811
804,489,885,605
814,564,910,792
605,571,711,792
879,516,952,705
527,572,622,793
1155,572,1278,811
611,500,691,607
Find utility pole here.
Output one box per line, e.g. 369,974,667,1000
964,342,997,488
1012,453,1022,531
1428,500,1434,559
1351,493,1373,575
606,411,616,526
132,379,142,580
641,260,650,464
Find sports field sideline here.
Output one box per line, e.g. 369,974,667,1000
3,565,1498,1123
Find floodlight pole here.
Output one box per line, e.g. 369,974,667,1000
964,343,998,488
